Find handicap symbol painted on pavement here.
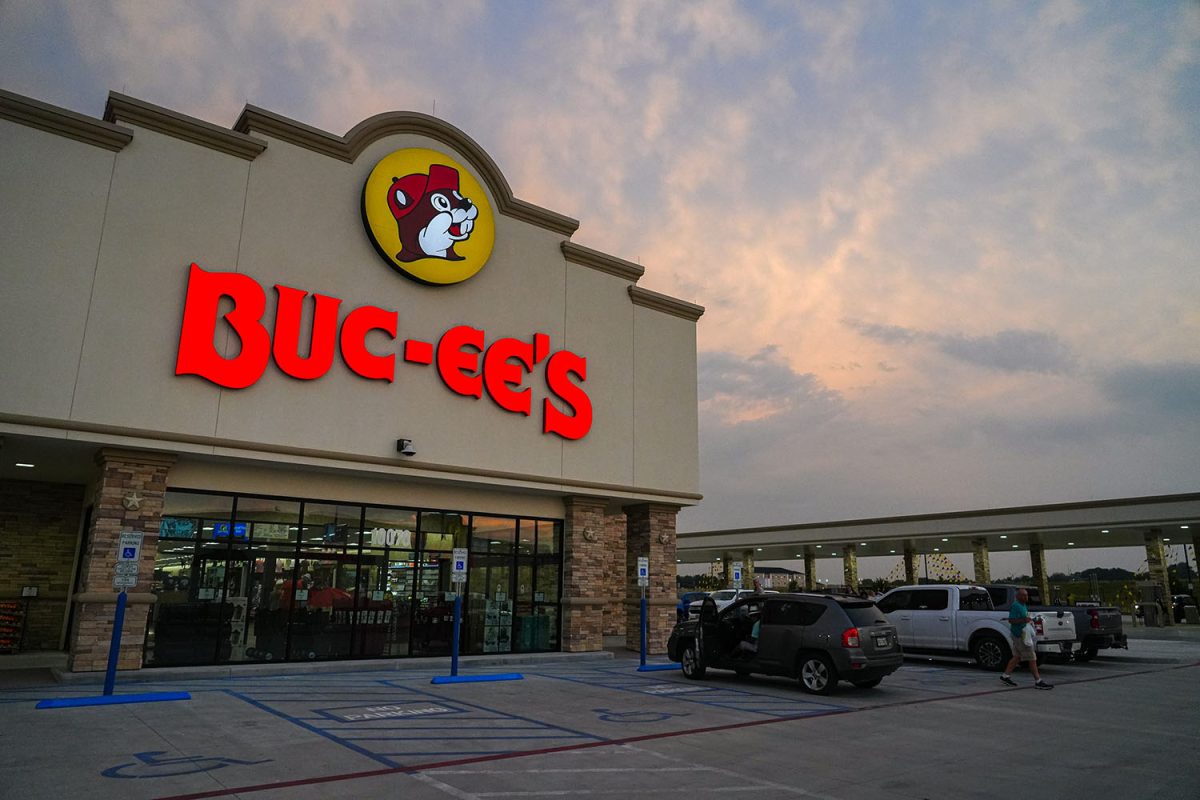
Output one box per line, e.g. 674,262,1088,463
592,707,691,723
101,751,272,779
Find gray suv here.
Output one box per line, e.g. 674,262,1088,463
667,592,902,694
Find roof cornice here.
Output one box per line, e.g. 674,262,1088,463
629,286,705,322
561,242,645,282
235,104,580,237
104,93,267,160
0,89,132,152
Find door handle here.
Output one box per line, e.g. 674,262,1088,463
938,616,950,621
899,616,911,620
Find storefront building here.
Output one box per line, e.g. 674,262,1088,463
0,89,702,671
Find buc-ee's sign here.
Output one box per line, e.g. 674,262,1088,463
175,264,592,439
172,147,590,439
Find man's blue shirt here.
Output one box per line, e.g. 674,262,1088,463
1009,600,1028,637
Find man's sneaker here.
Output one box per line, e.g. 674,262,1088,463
1034,680,1053,690
1000,675,1017,686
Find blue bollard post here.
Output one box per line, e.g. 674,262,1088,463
103,590,128,697
640,593,648,668
450,593,462,678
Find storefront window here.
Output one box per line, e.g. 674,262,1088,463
162,491,233,522
421,512,467,551
300,503,362,553
145,491,561,666
518,519,536,555
236,497,301,545
536,520,562,554
472,516,515,554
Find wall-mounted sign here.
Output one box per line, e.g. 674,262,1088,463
175,264,593,439
118,531,144,561
212,522,248,540
159,517,196,539
361,148,495,286
253,522,292,542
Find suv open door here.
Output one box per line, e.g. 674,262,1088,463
682,596,720,680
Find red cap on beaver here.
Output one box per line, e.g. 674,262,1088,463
387,165,461,221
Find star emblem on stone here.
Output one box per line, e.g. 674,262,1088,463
122,492,143,511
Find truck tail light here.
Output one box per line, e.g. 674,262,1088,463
1034,618,1044,635
842,628,860,648
1089,609,1100,629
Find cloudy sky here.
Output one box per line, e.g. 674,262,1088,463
3,1,1197,576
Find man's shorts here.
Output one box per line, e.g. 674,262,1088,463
1011,634,1036,660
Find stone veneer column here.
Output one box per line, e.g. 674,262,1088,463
741,549,756,590
804,549,816,591
69,449,175,672
561,497,608,652
903,543,919,585
972,537,991,583
721,552,733,587
1029,542,1050,606
1144,530,1174,626
624,503,679,654
842,544,858,593
602,512,627,637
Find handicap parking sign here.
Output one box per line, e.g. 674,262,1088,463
121,547,137,559
451,547,468,582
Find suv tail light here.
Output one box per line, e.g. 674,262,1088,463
1089,609,1100,629
842,628,860,648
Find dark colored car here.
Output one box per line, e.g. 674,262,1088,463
667,592,903,695
1173,594,1197,624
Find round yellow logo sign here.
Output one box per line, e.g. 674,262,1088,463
361,148,495,285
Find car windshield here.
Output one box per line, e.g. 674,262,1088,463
840,602,889,627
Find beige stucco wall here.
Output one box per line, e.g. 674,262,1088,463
169,457,566,519
0,96,701,505
0,123,115,420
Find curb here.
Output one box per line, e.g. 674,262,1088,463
48,650,614,686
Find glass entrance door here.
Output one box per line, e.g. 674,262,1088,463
412,551,456,656
289,554,358,660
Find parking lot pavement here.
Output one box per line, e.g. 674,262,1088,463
1,640,1197,800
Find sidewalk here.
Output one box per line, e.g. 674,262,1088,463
1124,622,1200,642
47,649,614,686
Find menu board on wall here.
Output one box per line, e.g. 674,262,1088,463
253,522,292,542
159,517,196,539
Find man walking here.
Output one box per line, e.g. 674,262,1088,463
1001,588,1053,690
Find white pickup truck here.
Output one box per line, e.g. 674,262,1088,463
876,584,1076,670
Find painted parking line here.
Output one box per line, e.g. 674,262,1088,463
221,678,603,768
528,669,850,717
151,659,1200,800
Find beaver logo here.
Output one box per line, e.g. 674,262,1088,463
363,148,495,285
387,165,478,262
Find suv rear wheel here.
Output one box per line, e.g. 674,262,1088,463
681,640,706,680
797,652,836,695
971,633,1010,671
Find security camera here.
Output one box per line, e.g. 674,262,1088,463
396,438,416,457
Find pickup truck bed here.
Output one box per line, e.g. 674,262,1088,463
984,584,1127,658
